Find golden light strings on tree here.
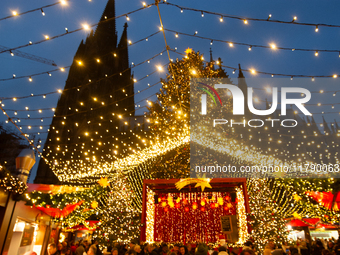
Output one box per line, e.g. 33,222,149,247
146,187,155,243
236,186,248,245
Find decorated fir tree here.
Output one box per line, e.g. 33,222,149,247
247,179,289,252
146,49,233,178
148,49,232,141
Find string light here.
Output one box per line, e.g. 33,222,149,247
267,14,272,20
315,25,319,32
248,46,252,51
220,16,223,22
82,24,90,30
201,11,204,17
243,19,248,24
41,8,45,16
292,16,297,22
126,15,130,21
315,51,319,56
12,11,18,16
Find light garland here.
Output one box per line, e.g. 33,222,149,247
236,186,248,244
146,187,155,243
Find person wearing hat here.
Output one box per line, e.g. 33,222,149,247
195,243,209,255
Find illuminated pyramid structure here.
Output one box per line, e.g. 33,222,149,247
34,0,146,184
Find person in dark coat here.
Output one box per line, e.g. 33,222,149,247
312,240,324,255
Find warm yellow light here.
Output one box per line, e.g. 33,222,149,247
58,89,62,93
142,2,146,7
333,74,338,78
12,11,18,16
244,19,248,24
250,69,256,74
28,77,32,82
85,132,89,136
175,33,178,38
96,58,100,63
93,97,97,101
60,0,67,5
156,65,163,72
315,26,319,32
13,98,17,101
191,70,197,75
128,40,132,45
315,51,318,56
82,24,90,30
126,15,130,21
78,61,83,65
293,16,297,21
270,43,277,50
229,42,234,47
220,16,223,22
60,67,65,72
159,26,163,31
45,35,50,40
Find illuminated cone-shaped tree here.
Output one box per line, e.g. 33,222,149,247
247,179,289,252
147,50,233,178
93,176,141,244
148,50,232,140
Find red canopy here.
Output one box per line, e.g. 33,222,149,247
35,200,84,218
306,191,334,210
287,218,337,229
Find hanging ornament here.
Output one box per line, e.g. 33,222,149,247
91,201,98,209
192,202,198,210
293,194,302,201
98,177,110,187
201,200,206,206
218,197,224,205
161,201,167,207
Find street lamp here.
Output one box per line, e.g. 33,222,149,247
16,148,35,183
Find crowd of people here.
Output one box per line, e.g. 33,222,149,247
22,236,340,255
